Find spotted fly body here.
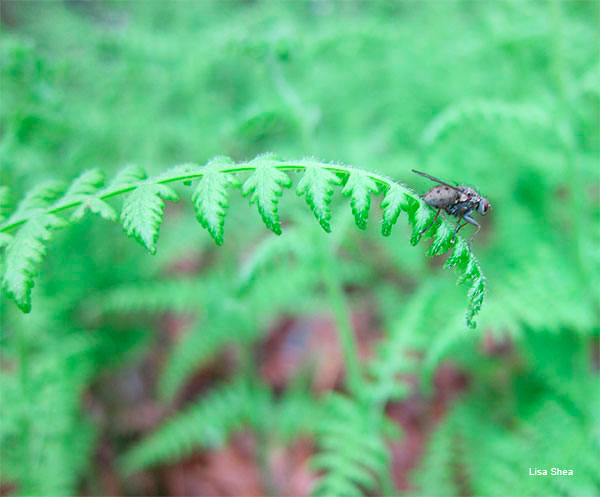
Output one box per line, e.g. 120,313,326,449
412,170,490,248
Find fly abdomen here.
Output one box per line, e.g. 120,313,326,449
422,186,459,209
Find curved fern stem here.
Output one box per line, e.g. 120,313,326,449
0,155,486,326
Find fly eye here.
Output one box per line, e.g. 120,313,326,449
479,199,490,215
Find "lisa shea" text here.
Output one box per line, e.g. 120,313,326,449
529,468,573,476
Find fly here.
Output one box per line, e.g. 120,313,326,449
412,170,490,248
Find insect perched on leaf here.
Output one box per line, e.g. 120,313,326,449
412,170,490,248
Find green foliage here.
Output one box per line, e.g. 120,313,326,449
311,393,390,497
0,157,487,326
121,378,271,473
3,214,66,312
1,1,598,496
67,169,117,222
413,336,600,497
380,183,412,237
121,183,179,254
0,326,148,496
192,157,239,245
421,99,554,147
296,164,341,233
341,170,379,230
242,154,293,235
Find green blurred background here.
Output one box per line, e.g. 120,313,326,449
1,1,599,496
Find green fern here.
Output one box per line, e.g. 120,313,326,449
6,180,65,222
0,331,106,496
242,154,292,235
413,392,600,497
421,99,554,146
192,157,239,246
121,378,271,473
121,184,179,255
380,183,412,237
157,306,258,401
413,328,600,497
296,163,341,233
67,169,117,222
341,170,379,230
0,156,487,326
3,214,67,312
310,393,390,497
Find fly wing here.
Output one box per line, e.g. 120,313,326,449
412,170,461,192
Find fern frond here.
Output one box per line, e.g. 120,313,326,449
341,170,379,230
192,157,239,245
242,154,292,234
380,183,412,236
108,164,147,188
367,284,438,404
272,381,322,443
410,199,436,246
2,214,67,312
427,219,453,256
296,164,342,232
52,169,118,222
1,155,487,325
60,169,105,199
0,332,102,496
121,378,270,473
421,99,553,146
6,180,64,224
238,229,307,290
158,309,257,401
311,393,390,497
477,246,596,334
121,183,179,254
413,391,600,497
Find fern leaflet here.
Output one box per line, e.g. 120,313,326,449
410,198,435,246
108,164,147,188
380,183,411,236
59,169,105,199
6,180,64,224
242,154,292,234
296,164,342,232
2,214,67,312
121,183,179,254
192,157,239,245
341,170,379,230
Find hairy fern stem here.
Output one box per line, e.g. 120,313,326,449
0,163,388,234
0,156,486,326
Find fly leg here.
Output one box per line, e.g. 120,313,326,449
450,216,465,244
420,208,442,235
462,214,481,250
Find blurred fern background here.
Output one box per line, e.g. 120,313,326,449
1,1,599,496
